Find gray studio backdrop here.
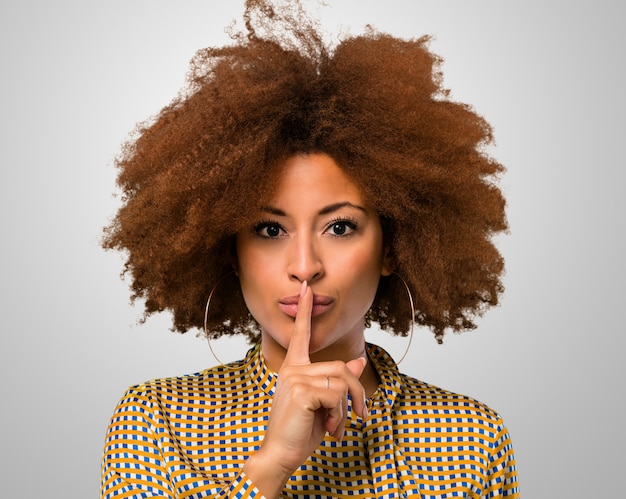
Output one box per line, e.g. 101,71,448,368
1,1,623,497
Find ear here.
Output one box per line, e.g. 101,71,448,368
381,245,394,276
230,258,239,276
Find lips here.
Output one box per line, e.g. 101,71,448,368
278,293,334,318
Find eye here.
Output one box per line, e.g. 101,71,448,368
326,219,357,237
254,222,284,239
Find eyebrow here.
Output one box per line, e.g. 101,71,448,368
259,202,367,217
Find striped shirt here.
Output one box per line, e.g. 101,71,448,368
100,343,519,498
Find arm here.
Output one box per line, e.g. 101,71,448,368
241,281,368,499
482,420,520,498
100,388,263,499
101,282,368,499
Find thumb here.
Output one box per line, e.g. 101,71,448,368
346,357,369,420
345,356,367,379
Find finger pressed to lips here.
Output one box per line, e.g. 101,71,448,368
279,295,335,318
283,281,313,365
281,281,368,422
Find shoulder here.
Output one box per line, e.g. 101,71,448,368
118,356,251,407
393,374,519,495
367,343,503,425
396,372,505,433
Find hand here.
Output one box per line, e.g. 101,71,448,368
245,281,369,495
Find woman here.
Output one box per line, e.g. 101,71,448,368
100,1,519,497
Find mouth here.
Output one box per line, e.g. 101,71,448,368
278,293,335,318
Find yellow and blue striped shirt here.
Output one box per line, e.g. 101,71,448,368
101,343,519,498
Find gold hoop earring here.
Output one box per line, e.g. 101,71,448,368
392,272,415,365
204,271,238,367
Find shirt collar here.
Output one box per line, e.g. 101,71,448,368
365,342,404,409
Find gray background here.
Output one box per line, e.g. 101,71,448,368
1,1,623,497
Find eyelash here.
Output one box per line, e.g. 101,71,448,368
325,217,358,237
253,220,285,239
252,217,359,239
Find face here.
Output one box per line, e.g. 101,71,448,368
236,153,391,368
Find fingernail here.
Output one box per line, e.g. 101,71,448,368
334,429,344,442
363,395,369,421
300,280,307,298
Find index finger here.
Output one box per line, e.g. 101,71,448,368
284,280,312,366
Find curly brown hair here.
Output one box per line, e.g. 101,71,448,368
102,0,507,344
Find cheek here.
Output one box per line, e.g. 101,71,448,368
239,254,281,293
235,243,283,319
339,238,385,276
237,237,272,278
331,246,384,304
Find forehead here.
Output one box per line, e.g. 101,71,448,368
263,153,368,207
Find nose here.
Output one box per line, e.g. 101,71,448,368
287,234,324,283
